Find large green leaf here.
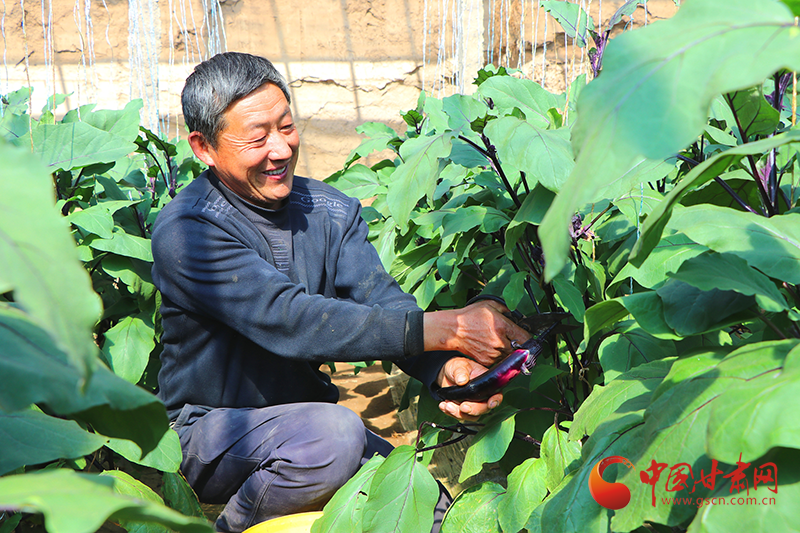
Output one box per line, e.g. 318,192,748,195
706,343,800,463
484,116,574,192
477,76,559,128
86,228,154,262
0,305,168,455
441,206,510,239
0,142,102,377
362,445,439,533
656,279,755,337
441,482,505,533
459,415,516,483
540,423,582,492
539,0,594,48
0,408,108,476
688,447,800,533
386,133,453,231
101,314,156,384
726,85,781,139
325,164,384,199
101,470,171,533
668,206,800,285
598,322,676,383
669,251,790,312
162,472,206,520
497,458,547,533
105,428,181,472
16,121,137,171
612,341,798,530
0,469,213,533
610,233,708,294
540,0,800,279
569,358,675,441
312,455,384,533
630,130,800,266
61,100,144,142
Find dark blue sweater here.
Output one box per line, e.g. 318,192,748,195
151,171,453,417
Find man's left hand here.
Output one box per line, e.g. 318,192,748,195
435,357,502,421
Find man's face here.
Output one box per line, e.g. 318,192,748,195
190,82,300,209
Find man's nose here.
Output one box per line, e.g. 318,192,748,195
267,134,293,161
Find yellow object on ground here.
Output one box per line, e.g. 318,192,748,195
242,511,324,533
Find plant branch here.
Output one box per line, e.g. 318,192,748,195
676,154,762,215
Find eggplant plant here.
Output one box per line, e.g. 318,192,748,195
0,91,210,532
317,0,800,532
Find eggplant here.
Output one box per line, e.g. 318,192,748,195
436,322,558,402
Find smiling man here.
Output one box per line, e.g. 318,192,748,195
151,52,528,533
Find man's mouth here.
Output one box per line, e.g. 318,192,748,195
263,165,288,179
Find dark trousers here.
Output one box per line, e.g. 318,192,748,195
172,402,451,532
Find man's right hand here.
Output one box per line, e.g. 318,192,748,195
423,299,531,367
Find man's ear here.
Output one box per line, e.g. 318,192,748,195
188,131,216,167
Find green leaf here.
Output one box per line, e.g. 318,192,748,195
386,133,453,231
669,251,790,312
102,314,156,384
477,76,560,128
346,122,399,162
657,279,754,337
582,292,681,349
0,408,108,475
105,428,181,472
459,415,516,483
100,470,171,533
0,469,213,533
727,85,781,139
0,143,102,377
312,455,384,533
780,0,800,16
569,358,675,441
61,100,144,142
611,341,798,530
502,271,528,311
162,472,205,519
610,233,708,294
630,130,800,267
484,116,574,192
528,363,565,392
539,423,581,491
441,482,505,533
0,305,168,455
542,0,800,280
442,206,510,238
362,446,439,533
552,275,585,322
539,0,595,48
497,458,547,533
668,206,800,285
607,0,646,28
688,447,800,533
86,228,154,262
706,342,800,463
598,322,676,383
16,121,137,171
325,164,384,199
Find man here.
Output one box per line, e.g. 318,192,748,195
151,52,528,532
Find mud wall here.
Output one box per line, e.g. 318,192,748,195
1,0,677,178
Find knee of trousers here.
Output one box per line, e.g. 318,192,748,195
270,404,367,495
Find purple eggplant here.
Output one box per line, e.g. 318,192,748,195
436,322,558,402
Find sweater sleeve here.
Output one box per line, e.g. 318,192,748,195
329,199,456,391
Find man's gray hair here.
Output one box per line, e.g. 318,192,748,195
182,52,291,147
